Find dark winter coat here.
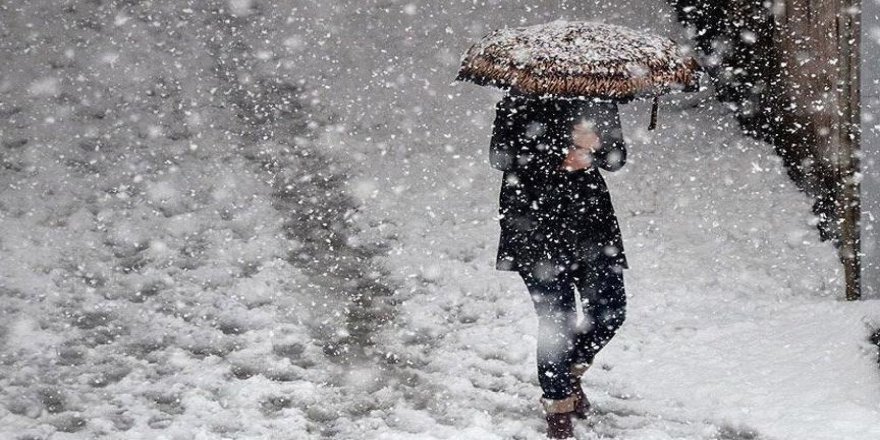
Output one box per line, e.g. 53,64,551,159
490,94,629,273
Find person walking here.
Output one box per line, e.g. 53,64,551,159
489,92,628,439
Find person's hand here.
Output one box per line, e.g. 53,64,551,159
561,147,592,171
560,122,601,172
572,122,600,152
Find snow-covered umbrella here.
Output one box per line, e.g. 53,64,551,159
456,21,701,129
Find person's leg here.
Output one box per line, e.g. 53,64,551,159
572,263,626,366
518,267,579,401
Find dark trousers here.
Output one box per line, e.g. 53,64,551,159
518,262,626,400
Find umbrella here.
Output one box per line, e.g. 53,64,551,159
456,20,701,129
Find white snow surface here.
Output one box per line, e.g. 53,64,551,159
2,1,879,439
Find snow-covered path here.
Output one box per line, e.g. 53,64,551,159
301,0,880,438
2,1,879,438
282,0,880,438
360,99,880,439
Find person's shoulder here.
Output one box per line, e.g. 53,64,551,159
565,97,613,119
496,93,540,114
574,97,618,110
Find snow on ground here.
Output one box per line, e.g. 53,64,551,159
363,97,880,439
1,2,396,438
318,1,880,439
1,0,879,439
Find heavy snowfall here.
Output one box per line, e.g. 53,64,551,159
1,0,879,439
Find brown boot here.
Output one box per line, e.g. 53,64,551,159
571,380,591,419
570,363,591,419
541,396,577,439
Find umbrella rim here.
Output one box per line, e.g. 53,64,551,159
456,55,701,99
456,21,702,99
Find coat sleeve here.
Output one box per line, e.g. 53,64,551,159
590,102,627,172
490,97,567,174
489,98,517,172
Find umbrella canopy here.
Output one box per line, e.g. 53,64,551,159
456,20,700,100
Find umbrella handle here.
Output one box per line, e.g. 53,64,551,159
648,96,659,130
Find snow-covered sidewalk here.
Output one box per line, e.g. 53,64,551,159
357,99,880,439
2,0,879,438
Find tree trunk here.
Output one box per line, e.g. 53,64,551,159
667,0,862,299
